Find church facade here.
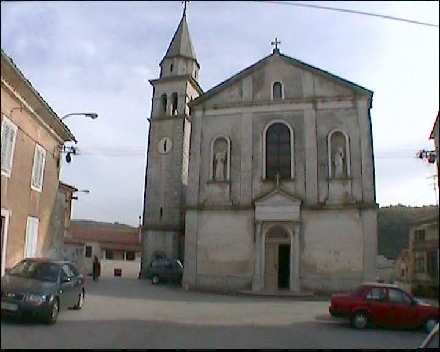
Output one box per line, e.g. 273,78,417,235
141,10,378,294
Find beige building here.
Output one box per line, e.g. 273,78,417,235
1,49,76,276
393,249,411,292
409,216,439,298
64,220,141,278
141,11,378,294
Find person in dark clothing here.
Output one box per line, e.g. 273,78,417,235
92,255,101,281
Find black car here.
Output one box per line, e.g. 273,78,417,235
1,258,85,324
145,258,183,285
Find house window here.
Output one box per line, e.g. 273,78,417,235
170,64,174,72
125,251,136,261
427,251,437,278
415,257,425,273
31,144,46,192
85,246,92,258
414,230,425,242
106,250,114,259
266,123,291,179
272,81,283,100
171,92,178,115
24,217,39,258
161,94,167,115
1,116,18,178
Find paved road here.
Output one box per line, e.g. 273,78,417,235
1,277,429,349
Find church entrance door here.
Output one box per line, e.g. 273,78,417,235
265,243,278,291
264,225,291,291
278,244,290,289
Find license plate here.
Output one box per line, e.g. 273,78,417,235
1,302,18,311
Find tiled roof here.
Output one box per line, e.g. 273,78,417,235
68,222,141,251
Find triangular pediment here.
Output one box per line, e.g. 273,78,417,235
190,51,372,109
254,188,302,207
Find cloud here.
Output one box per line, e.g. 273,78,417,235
1,1,439,226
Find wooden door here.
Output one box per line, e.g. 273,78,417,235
265,243,278,291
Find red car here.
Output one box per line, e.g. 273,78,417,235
329,282,439,332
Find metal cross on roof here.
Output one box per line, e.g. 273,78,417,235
271,38,281,51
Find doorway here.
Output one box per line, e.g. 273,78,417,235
278,244,290,289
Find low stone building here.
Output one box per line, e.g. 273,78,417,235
64,220,142,278
393,249,411,292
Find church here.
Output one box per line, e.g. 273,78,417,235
141,7,378,294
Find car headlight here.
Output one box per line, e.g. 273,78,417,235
26,294,46,303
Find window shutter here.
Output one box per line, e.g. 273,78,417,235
1,123,11,170
1,118,18,174
25,217,39,258
31,145,46,190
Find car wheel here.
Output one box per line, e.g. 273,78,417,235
351,311,369,330
423,317,438,333
152,275,159,285
44,298,59,325
73,290,84,310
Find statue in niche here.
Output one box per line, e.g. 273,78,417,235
333,147,345,178
214,150,226,180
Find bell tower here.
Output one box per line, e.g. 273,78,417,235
141,6,202,274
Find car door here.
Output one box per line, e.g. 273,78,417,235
60,264,76,308
364,287,393,326
387,288,418,329
68,264,83,301
164,260,174,281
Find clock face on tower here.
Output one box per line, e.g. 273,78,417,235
158,137,173,154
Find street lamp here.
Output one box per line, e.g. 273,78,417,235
61,112,98,120
71,189,90,200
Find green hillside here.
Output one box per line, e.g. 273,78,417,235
378,205,439,259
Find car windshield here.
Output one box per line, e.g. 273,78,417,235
9,261,60,282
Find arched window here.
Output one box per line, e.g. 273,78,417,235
160,94,167,114
266,123,291,179
266,226,289,240
272,81,283,100
171,92,178,115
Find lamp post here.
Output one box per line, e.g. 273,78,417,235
61,112,98,120
71,189,90,200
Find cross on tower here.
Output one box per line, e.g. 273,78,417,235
182,0,190,15
271,37,281,53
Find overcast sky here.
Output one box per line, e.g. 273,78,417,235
1,1,439,226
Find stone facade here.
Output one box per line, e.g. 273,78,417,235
141,12,378,294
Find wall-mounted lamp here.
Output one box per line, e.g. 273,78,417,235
71,189,90,200
61,112,98,121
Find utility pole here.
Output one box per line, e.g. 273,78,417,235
426,175,438,206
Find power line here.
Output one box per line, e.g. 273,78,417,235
252,1,439,28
